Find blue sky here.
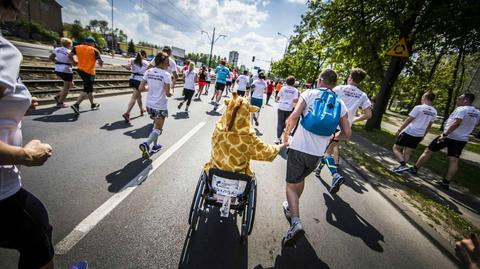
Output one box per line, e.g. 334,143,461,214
58,0,307,69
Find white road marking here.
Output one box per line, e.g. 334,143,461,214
55,121,207,255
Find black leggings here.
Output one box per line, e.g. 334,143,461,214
183,88,195,106
277,109,293,138
0,188,54,269
266,93,272,103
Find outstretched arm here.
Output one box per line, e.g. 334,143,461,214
249,136,282,162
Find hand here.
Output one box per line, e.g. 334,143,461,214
438,133,447,143
23,140,53,166
455,234,480,269
395,130,401,136
27,97,39,113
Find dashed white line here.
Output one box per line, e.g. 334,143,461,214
55,121,207,255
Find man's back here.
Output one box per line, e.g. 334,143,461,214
333,84,371,126
74,45,98,75
215,65,230,84
446,106,480,141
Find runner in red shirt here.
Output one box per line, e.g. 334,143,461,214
266,79,274,105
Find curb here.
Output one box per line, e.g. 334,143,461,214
340,156,461,266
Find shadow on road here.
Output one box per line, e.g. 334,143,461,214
340,165,369,194
206,110,222,116
253,237,330,269
178,207,247,269
123,123,153,139
323,192,385,252
32,112,79,123
100,120,132,131
105,157,152,192
173,112,190,120
26,106,59,116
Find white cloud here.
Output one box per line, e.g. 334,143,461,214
59,0,286,69
287,0,306,4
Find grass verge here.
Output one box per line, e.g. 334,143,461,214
352,125,480,195
342,142,480,240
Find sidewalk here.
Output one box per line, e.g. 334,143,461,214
349,133,480,229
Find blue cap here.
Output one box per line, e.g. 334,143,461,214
85,36,96,43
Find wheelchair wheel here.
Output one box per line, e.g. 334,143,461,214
246,180,257,235
189,173,205,228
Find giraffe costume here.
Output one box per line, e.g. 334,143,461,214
204,92,281,176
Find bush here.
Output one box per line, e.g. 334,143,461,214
1,18,59,42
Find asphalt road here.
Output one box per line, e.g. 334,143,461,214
13,40,129,66
1,88,456,268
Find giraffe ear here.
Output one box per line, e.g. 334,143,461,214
224,99,230,106
249,106,259,112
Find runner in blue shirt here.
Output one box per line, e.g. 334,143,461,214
212,59,230,110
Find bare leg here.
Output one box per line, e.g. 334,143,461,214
215,90,222,103
286,182,305,218
393,145,405,163
415,148,433,168
125,90,138,114
154,117,165,130
87,92,94,105
136,92,144,113
446,157,459,181
74,92,87,105
403,147,414,164
58,81,73,103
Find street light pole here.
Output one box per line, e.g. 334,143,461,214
277,32,290,57
111,0,114,58
201,28,226,68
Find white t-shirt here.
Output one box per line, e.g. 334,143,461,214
143,67,172,110
289,89,348,157
226,72,233,82
236,75,249,91
403,104,437,137
278,86,299,111
333,84,371,126
251,79,266,99
129,59,149,81
0,35,32,200
53,47,73,74
183,69,197,90
445,106,480,142
150,57,177,75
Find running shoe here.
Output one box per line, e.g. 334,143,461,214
393,164,409,174
178,102,183,110
283,221,305,247
434,179,450,190
56,103,67,108
282,201,291,224
91,103,100,110
205,90,208,95
54,95,59,104
408,166,418,175
69,260,88,269
139,142,150,160
213,102,219,111
71,104,80,115
185,106,189,112
122,113,130,123
330,173,345,194
274,137,282,145
140,108,146,116
150,144,162,155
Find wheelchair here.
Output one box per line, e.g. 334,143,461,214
188,168,257,243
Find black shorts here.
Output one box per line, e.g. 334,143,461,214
428,136,467,158
395,132,423,149
237,90,246,97
215,82,226,91
206,81,211,85
286,149,321,183
77,69,95,93
55,71,73,82
129,79,141,90
226,81,232,86
0,188,54,268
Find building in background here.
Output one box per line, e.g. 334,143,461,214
18,0,63,35
228,51,239,67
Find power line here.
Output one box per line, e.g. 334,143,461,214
131,0,195,32
164,0,203,32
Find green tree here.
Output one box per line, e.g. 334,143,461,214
128,39,136,54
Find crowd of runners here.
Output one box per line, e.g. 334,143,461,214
2,1,480,268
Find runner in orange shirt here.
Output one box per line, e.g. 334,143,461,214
69,36,104,115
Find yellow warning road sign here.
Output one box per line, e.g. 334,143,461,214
386,38,410,58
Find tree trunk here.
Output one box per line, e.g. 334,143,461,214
365,0,424,130
441,47,464,130
366,57,408,129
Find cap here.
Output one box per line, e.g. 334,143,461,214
85,36,96,43
162,46,172,52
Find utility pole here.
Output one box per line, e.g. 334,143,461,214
111,0,114,58
202,28,226,68
26,0,32,39
208,27,215,68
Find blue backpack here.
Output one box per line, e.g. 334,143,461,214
300,88,341,136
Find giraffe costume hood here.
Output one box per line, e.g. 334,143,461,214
204,92,281,176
